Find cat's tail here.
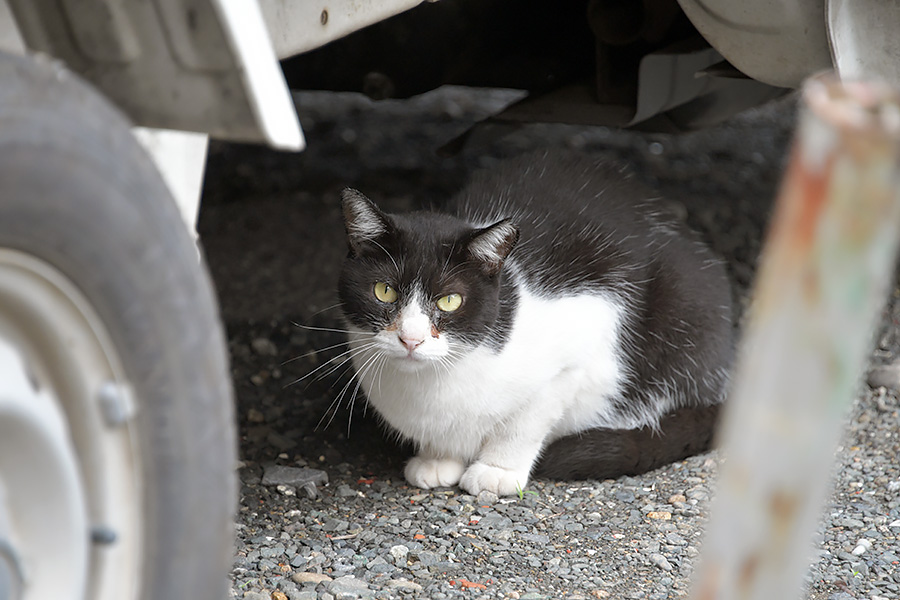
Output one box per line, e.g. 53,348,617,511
533,404,721,480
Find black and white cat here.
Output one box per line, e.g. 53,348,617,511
338,151,733,496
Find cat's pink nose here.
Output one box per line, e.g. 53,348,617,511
399,335,424,352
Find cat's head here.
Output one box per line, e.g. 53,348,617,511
338,189,519,370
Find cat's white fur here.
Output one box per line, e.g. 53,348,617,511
349,282,627,496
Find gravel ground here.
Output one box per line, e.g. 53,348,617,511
197,87,900,600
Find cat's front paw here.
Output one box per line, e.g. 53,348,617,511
405,456,466,489
459,462,528,496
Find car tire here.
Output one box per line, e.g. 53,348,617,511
0,52,235,600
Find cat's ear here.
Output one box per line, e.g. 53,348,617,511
467,219,519,276
341,188,391,255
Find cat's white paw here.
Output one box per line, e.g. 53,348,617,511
404,456,465,489
459,462,527,496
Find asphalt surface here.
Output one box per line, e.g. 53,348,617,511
197,88,899,600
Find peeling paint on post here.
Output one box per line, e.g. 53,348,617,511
690,74,900,600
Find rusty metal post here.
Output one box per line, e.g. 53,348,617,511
690,75,900,600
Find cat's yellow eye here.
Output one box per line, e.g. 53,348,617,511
373,282,398,304
436,293,463,312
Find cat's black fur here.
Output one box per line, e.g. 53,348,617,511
534,404,722,479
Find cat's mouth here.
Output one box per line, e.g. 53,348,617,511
399,348,428,362
390,350,431,372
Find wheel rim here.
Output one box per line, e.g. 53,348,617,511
0,249,142,600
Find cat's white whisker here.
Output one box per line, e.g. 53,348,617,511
306,302,347,319
281,338,357,366
291,321,376,336
346,352,383,435
284,340,380,388
318,350,380,432
316,342,381,382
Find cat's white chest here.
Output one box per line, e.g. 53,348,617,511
351,289,626,459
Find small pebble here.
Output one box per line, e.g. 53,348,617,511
389,545,409,566
852,539,872,555
252,337,278,356
276,485,295,497
261,465,328,488
477,490,500,505
326,575,373,597
866,363,900,390
291,572,332,585
384,578,423,592
649,554,673,572
836,517,865,529
615,490,635,503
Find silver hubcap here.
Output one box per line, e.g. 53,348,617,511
0,249,142,600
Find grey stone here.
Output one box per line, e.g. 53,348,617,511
836,518,865,529
851,539,871,555
478,513,513,529
384,578,424,592
849,561,869,578
866,363,900,390
251,337,278,356
520,533,549,544
685,487,709,501
242,593,268,600
615,490,636,503
389,545,409,566
476,490,500,505
322,518,350,532
649,554,674,572
365,555,394,573
414,551,440,567
290,555,307,568
266,431,297,451
261,465,328,488
326,575,373,598
337,484,359,497
257,558,278,571
291,572,333,585
260,544,285,558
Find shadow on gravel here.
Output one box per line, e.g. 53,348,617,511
197,88,817,599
